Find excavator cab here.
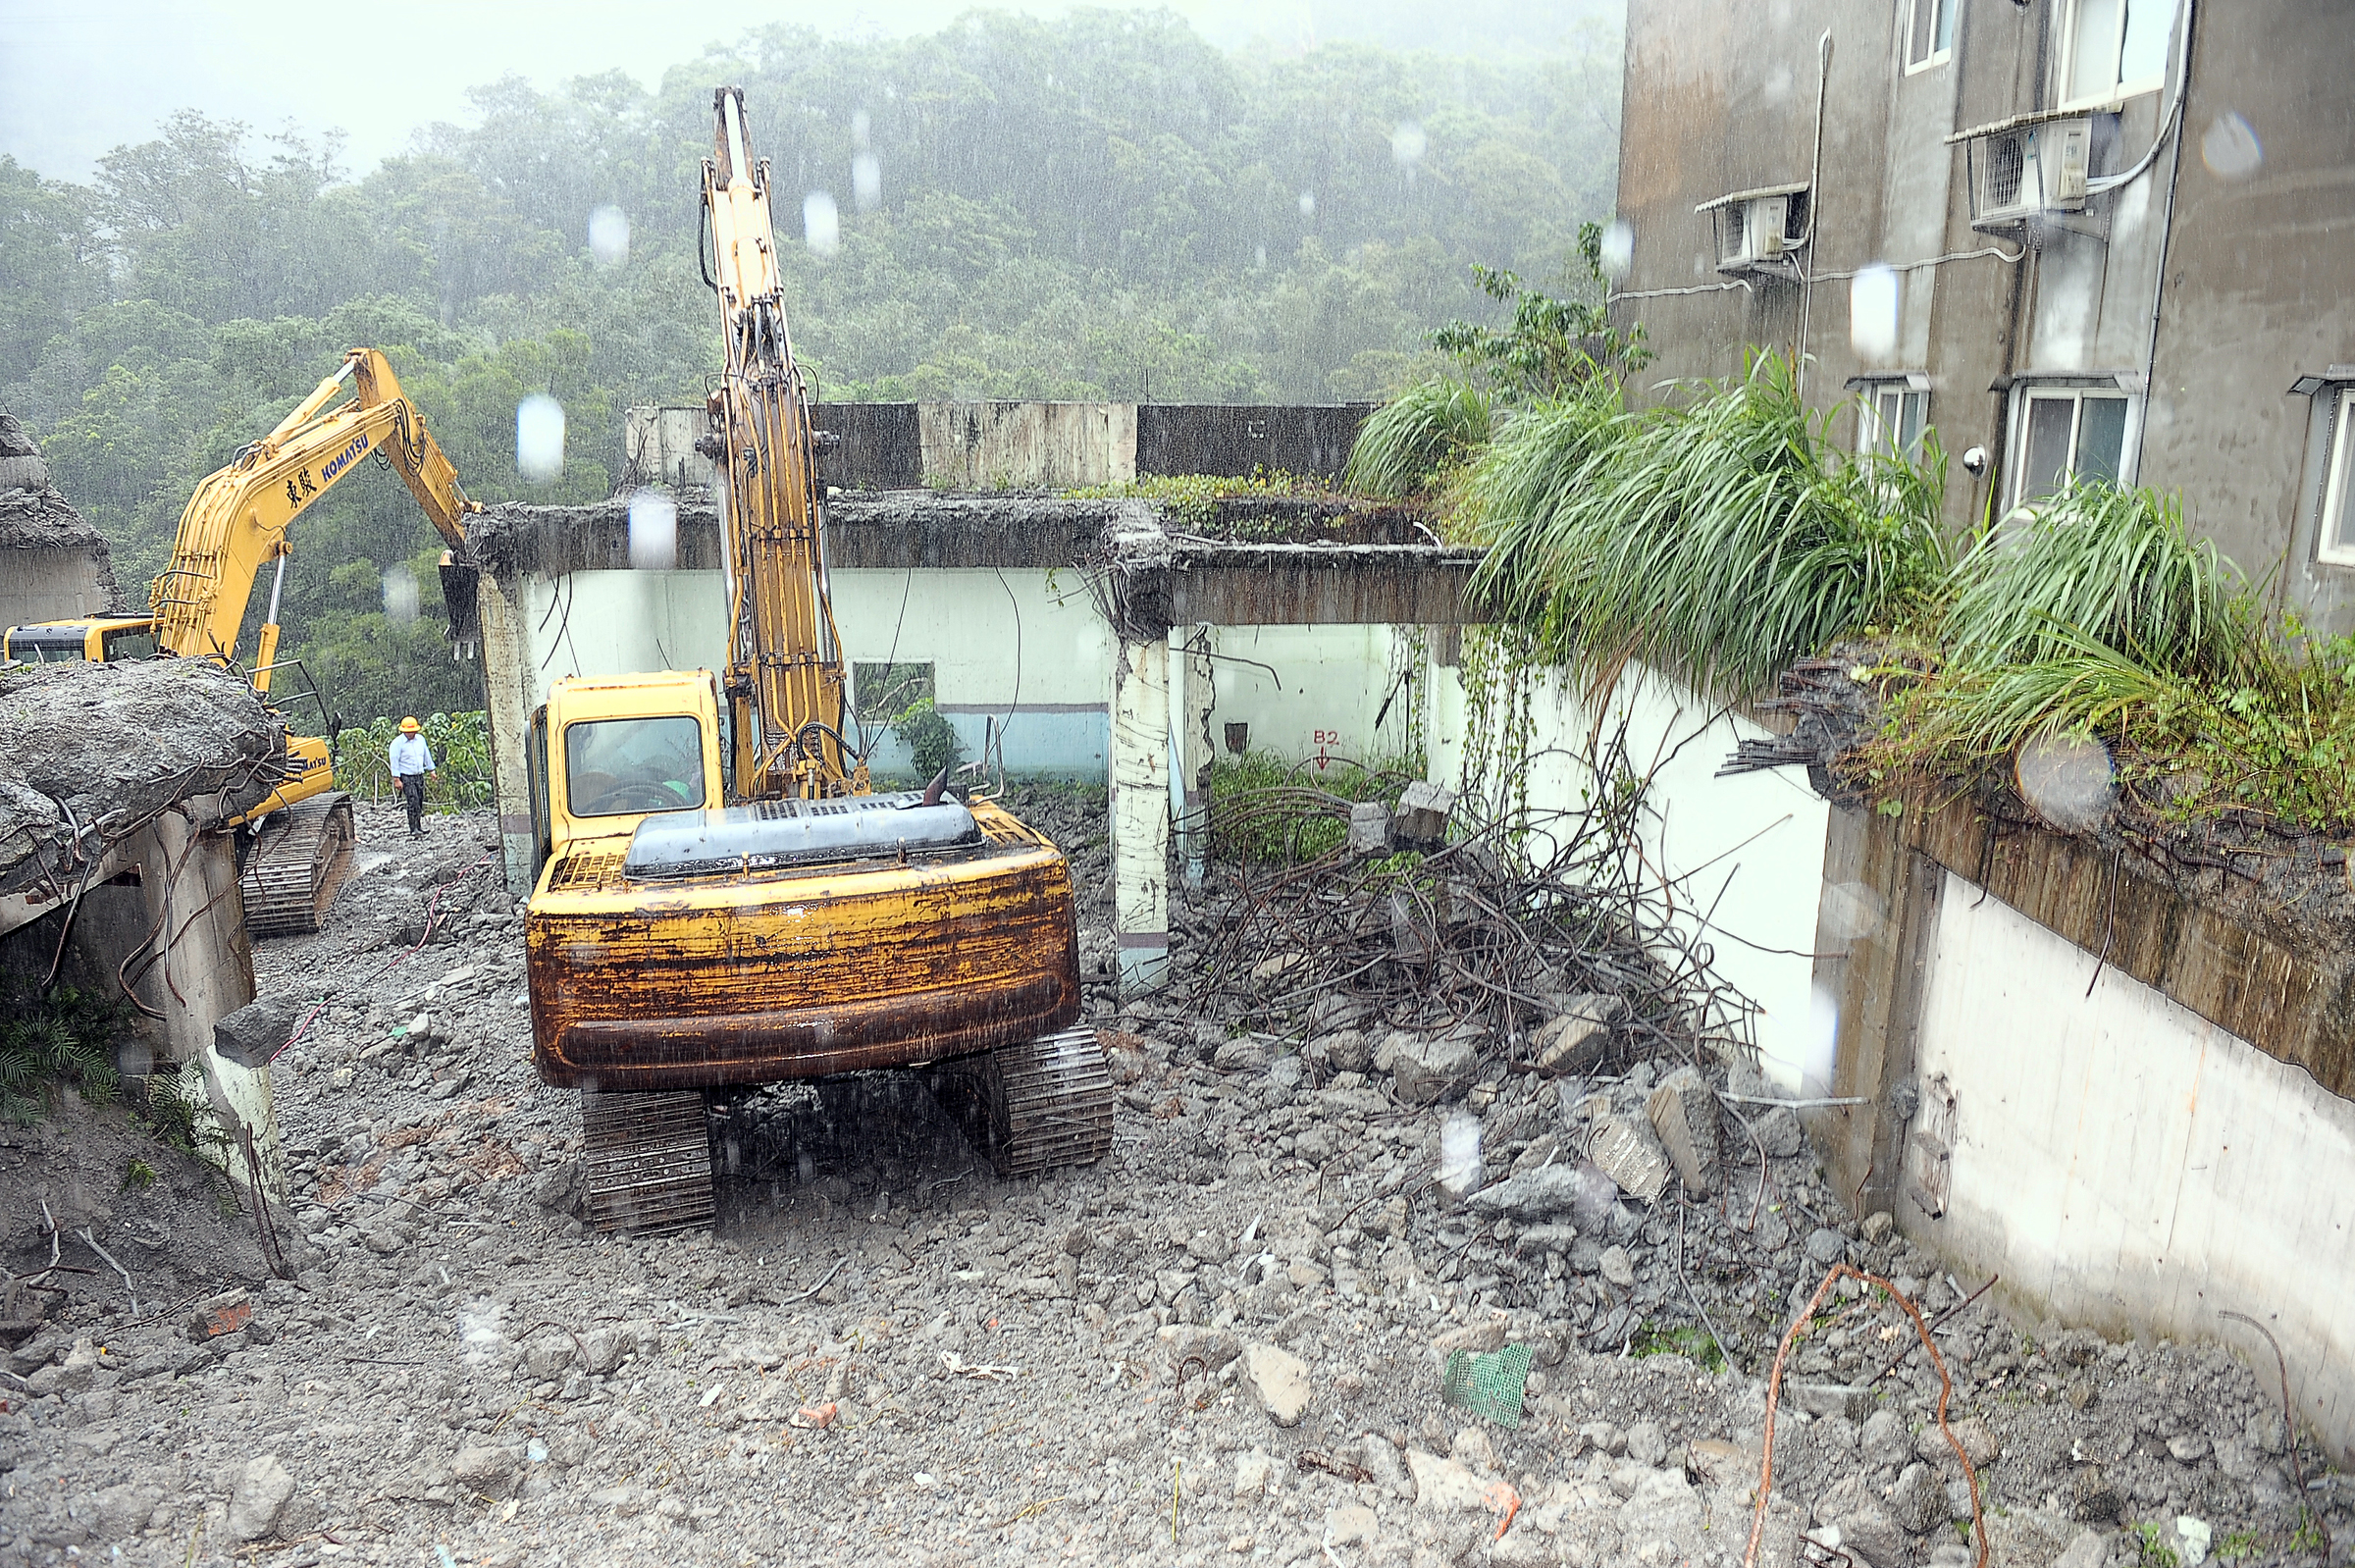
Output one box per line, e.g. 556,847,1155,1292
2,615,159,664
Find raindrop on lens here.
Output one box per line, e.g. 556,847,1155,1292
852,156,881,212
2015,732,2115,834
515,394,565,483
1599,220,1634,281
804,191,841,256
587,204,629,267
1801,981,1840,1097
628,489,678,571
1389,123,1427,169
382,563,420,624
2200,112,2263,182
1849,263,1901,363
1297,189,1316,218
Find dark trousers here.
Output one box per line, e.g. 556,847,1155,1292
399,773,426,834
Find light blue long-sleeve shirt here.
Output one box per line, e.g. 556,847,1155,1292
390,733,436,776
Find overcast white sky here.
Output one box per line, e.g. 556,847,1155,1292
0,0,1617,181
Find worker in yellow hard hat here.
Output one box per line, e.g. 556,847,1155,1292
389,716,439,839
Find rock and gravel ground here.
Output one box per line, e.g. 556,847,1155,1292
2,793,2349,1567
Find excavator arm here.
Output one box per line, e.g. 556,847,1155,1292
701,85,854,798
149,346,481,684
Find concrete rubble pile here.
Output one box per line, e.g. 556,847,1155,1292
0,660,288,896
0,413,121,572
0,793,2343,1567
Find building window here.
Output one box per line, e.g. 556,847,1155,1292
2320,389,2355,568
2062,0,2172,107
1906,0,1956,72
1858,384,1930,460
2015,389,2131,505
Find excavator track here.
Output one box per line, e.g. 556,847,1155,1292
929,1026,1116,1179
581,1088,717,1234
238,794,356,937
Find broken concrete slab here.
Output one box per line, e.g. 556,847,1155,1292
212,994,301,1069
1531,992,1621,1072
0,659,286,896
1379,1030,1479,1107
1647,1064,1721,1195
1584,1097,1671,1203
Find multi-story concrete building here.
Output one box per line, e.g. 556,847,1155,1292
1609,0,2355,626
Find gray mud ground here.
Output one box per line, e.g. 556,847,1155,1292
2,795,2348,1567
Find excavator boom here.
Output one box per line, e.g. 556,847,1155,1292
702,86,851,798
150,347,478,668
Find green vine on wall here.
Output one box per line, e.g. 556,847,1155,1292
1457,622,1542,833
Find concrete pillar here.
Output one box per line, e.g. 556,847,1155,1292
1173,625,1216,885
476,572,541,900
1809,804,1941,1220
1109,636,1171,993
118,813,255,1066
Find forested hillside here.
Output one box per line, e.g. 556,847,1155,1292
0,10,1617,722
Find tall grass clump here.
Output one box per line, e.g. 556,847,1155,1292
1467,352,1948,698
1344,379,1495,499
1942,482,2247,676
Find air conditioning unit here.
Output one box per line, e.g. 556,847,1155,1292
1697,183,1810,275
1960,116,2091,229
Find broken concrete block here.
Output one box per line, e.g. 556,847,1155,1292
1755,1105,1806,1159
1212,1037,1269,1073
1465,1166,1588,1224
1530,993,1621,1072
1646,1065,1720,1196
1393,780,1454,847
1789,1382,1872,1422
228,1455,296,1542
1346,801,1391,857
1384,1032,1478,1107
1584,1101,1670,1204
212,994,301,1069
1429,1316,1508,1362
1406,1448,1492,1513
1241,1342,1311,1428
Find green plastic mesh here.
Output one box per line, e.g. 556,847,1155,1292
1441,1342,1535,1429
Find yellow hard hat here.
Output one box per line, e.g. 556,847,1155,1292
399,716,422,732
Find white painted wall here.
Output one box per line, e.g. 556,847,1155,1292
509,563,1426,782
1913,869,2355,1454
1426,654,1833,1091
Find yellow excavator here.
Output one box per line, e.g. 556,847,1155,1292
3,348,482,933
523,87,1112,1232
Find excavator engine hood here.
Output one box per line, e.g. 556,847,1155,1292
622,792,981,879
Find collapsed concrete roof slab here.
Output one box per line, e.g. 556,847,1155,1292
0,659,288,898
468,489,1490,629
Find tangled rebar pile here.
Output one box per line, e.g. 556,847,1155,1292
1175,723,1757,1071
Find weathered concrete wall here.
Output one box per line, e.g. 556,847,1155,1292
1425,654,1834,1090
1808,791,2355,1463
1912,866,2355,1465
620,401,1375,493
916,402,1137,491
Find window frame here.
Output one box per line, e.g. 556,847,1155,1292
2059,0,2172,111
2319,387,2355,568
1905,0,1957,74
559,713,709,819
2008,384,2138,509
1856,381,1931,462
